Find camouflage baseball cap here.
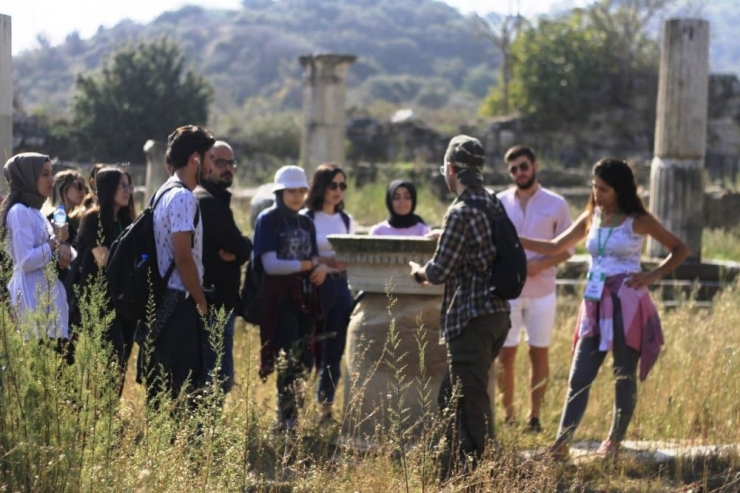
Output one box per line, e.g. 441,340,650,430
444,135,485,168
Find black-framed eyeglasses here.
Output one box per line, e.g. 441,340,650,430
508,162,530,174
214,158,237,169
328,182,347,191
118,184,134,192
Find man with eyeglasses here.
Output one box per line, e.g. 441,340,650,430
496,145,573,434
410,135,511,481
195,140,252,395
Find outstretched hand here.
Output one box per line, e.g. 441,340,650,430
409,261,428,286
424,229,442,241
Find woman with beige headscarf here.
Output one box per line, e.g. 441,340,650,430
1,153,75,360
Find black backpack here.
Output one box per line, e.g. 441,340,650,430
106,181,199,321
239,254,263,325
463,194,527,300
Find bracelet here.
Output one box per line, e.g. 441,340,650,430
49,238,59,251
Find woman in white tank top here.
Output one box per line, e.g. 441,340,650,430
520,158,689,460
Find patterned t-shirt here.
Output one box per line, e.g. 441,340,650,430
153,177,204,291
253,207,318,262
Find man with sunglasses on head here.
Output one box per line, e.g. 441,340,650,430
195,140,252,395
496,145,573,434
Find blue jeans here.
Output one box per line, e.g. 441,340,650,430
204,311,236,394
317,275,353,405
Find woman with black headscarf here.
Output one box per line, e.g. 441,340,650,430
1,153,74,358
369,180,430,236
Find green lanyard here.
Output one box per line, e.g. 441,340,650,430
597,212,621,264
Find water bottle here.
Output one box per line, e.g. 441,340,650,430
135,254,149,269
53,205,67,227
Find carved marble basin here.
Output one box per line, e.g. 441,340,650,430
327,234,443,295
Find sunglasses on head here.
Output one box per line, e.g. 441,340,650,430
508,162,530,174
328,182,347,191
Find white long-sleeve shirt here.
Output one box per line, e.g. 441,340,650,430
5,203,70,339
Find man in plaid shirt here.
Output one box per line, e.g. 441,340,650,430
411,135,511,480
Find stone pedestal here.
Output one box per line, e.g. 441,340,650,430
144,140,169,202
329,235,496,446
648,19,710,261
0,15,11,196
299,54,356,177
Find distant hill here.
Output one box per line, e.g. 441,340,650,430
13,0,499,115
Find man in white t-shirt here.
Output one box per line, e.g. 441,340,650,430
138,125,215,408
496,145,573,433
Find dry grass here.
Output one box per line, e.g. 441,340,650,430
3,183,740,491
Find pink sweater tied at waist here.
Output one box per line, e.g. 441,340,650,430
574,273,664,381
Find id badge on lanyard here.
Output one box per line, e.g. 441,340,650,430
583,212,620,302
584,264,606,301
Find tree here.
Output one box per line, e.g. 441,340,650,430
471,11,526,115
587,0,680,105
72,38,212,163
479,2,667,128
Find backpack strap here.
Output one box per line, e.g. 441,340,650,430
151,180,201,288
340,211,351,233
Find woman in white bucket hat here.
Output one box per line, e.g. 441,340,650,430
252,165,327,432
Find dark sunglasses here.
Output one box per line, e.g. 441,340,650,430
214,158,238,169
328,182,347,191
508,162,530,174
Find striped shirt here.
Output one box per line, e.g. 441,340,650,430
424,186,510,342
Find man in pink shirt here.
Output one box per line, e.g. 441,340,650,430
496,145,573,433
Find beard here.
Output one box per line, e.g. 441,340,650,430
218,172,233,188
516,173,536,190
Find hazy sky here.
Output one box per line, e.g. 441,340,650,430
3,0,588,55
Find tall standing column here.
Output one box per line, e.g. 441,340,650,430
648,19,709,261
299,54,356,177
0,14,12,196
144,140,169,201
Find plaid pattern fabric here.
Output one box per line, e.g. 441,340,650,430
424,186,510,342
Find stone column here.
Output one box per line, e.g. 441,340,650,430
0,15,11,196
144,140,169,201
648,19,710,261
299,54,356,177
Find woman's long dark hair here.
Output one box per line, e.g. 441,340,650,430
586,158,648,226
304,163,346,213
82,167,136,244
81,163,107,210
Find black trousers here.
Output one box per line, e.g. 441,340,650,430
438,312,511,480
137,294,206,409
